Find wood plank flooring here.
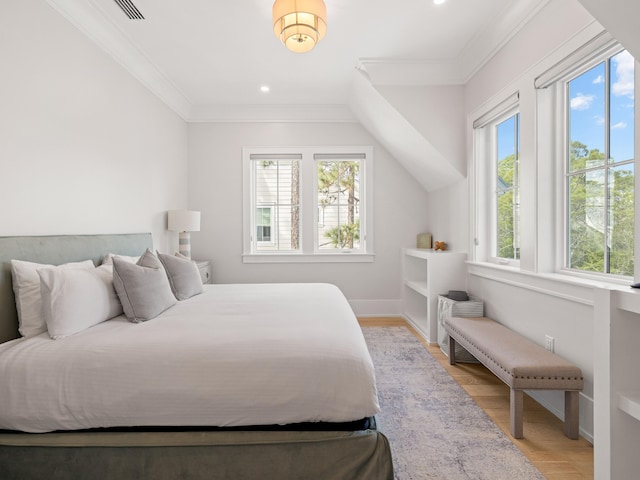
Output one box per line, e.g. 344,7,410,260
358,317,594,480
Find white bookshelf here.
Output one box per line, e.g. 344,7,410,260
402,248,467,343
595,288,640,479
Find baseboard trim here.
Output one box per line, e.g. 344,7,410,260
348,299,402,318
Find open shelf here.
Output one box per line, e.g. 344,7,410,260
618,393,640,422
401,248,467,343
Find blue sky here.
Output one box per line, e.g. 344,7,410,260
569,50,635,164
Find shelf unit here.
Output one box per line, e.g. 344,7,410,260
402,248,467,343
595,287,640,479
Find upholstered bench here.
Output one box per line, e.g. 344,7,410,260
443,316,584,440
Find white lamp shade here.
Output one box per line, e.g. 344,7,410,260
168,210,201,232
273,0,327,53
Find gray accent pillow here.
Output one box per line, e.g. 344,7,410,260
157,252,203,301
112,249,176,323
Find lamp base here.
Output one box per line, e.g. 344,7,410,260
178,231,191,259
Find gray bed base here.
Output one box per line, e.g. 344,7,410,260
0,234,393,480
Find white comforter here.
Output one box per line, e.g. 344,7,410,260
0,283,379,433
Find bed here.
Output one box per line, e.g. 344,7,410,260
0,233,393,480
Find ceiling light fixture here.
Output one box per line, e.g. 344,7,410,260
433,0,447,5
260,85,270,93
272,0,327,54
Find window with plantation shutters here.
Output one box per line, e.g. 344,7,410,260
242,147,374,263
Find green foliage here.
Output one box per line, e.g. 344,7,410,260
496,153,519,259
568,141,634,275
318,161,360,249
324,220,360,249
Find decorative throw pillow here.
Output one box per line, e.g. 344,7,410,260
38,265,123,339
157,252,203,301
112,249,176,322
11,259,95,337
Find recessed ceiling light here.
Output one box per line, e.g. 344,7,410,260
260,85,270,93
434,0,446,5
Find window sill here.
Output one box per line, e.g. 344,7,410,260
467,261,634,307
242,253,376,264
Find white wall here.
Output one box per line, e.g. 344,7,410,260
0,0,188,252
425,0,605,441
188,122,429,315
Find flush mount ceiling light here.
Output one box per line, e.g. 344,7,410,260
273,0,327,53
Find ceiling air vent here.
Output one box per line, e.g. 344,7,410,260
113,0,144,20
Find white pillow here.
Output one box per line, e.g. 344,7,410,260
38,265,124,340
11,259,95,338
101,253,141,265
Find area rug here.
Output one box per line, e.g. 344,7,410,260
362,326,545,480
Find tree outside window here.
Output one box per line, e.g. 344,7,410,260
567,50,635,276
317,160,360,250
496,113,520,260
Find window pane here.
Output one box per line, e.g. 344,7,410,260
495,113,520,260
610,50,635,164
568,62,605,172
317,160,360,250
609,163,634,275
253,159,300,252
568,171,605,272
497,190,516,258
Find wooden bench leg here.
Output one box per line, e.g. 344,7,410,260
510,388,524,439
564,390,580,440
448,335,457,365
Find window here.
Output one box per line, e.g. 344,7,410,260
565,49,635,276
471,92,520,265
255,206,273,243
496,113,521,260
316,155,361,251
252,156,300,252
243,147,374,263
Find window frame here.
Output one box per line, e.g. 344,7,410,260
242,146,375,263
548,42,635,280
494,111,521,263
471,93,521,266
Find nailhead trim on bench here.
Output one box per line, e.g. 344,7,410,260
444,316,583,440
445,323,583,383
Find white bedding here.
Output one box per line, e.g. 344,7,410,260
0,283,379,433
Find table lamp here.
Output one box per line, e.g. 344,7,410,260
168,210,200,258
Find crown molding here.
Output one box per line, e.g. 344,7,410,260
45,0,192,120
359,0,551,87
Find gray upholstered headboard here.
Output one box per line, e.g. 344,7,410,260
0,233,153,344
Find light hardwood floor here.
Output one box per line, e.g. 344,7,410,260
358,317,594,480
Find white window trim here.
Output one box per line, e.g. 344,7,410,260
471,93,520,266
537,38,636,281
242,146,375,264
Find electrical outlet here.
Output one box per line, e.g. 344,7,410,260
545,335,555,353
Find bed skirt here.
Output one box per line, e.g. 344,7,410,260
0,426,393,480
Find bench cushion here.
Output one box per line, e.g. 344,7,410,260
444,317,583,391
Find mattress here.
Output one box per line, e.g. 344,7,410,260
0,283,380,433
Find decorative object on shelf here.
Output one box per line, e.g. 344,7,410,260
434,241,447,251
168,210,201,259
417,233,432,249
273,0,327,53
